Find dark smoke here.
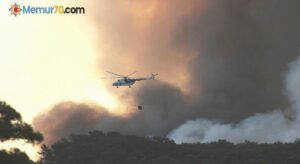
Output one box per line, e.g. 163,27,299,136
95,0,300,121
32,102,114,144
33,81,191,144
33,0,300,143
183,0,300,121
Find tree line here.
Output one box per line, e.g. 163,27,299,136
38,131,300,164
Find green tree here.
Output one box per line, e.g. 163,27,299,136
0,149,34,164
0,101,43,164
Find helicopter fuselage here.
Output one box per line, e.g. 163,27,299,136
112,78,135,87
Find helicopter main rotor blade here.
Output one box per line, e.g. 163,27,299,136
126,71,137,77
106,71,125,77
101,77,120,79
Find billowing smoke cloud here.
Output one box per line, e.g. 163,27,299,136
93,0,206,90
33,0,300,144
33,81,190,144
32,102,110,144
183,0,300,121
169,57,300,143
94,0,300,121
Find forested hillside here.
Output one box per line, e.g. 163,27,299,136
39,131,300,164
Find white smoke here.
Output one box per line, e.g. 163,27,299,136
168,56,300,143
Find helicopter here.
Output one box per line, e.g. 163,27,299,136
103,71,158,88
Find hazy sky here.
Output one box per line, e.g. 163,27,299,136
0,0,119,123
0,0,120,159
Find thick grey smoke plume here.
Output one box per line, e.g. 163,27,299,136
94,0,300,121
32,102,111,144
169,57,300,143
33,82,190,144
33,0,300,144
180,0,300,121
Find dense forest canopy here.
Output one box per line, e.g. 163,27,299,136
39,131,300,164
